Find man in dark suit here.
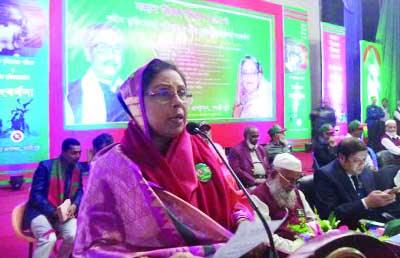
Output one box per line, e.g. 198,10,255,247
23,138,83,258
314,137,396,229
228,126,270,189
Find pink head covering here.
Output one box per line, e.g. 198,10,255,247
118,60,150,135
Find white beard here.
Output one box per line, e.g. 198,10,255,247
387,132,398,138
269,178,297,209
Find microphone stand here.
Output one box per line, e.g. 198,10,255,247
196,129,279,258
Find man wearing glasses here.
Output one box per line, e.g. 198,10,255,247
251,153,316,252
66,24,127,125
315,137,396,229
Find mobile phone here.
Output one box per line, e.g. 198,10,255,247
386,186,400,194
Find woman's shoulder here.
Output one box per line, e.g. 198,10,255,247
90,144,140,176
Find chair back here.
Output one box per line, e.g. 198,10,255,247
11,202,36,242
298,174,316,209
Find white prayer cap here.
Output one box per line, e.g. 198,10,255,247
272,153,302,173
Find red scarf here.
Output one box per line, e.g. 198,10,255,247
121,121,249,230
48,159,80,207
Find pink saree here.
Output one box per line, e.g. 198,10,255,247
74,59,253,257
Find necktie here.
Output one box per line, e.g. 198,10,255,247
351,175,366,198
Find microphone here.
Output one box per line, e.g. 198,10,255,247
186,122,278,258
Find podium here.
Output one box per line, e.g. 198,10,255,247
288,231,397,258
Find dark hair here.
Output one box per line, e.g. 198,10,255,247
92,133,114,152
62,138,80,152
337,137,367,159
244,126,257,138
142,59,187,93
241,55,262,73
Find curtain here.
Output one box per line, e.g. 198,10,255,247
375,0,400,114
343,0,363,121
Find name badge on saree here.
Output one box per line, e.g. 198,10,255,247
195,163,212,183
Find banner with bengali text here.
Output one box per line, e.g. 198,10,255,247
283,6,311,140
321,22,347,135
360,40,383,122
64,0,276,129
0,0,49,165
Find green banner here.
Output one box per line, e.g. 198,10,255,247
283,6,311,140
360,40,383,122
0,0,49,165
65,0,276,129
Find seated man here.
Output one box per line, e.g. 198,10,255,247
315,137,396,229
251,153,315,252
198,121,228,163
228,126,270,189
380,119,400,158
313,123,337,169
265,124,291,164
346,119,378,171
23,138,83,258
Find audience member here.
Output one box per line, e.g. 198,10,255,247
198,121,227,162
252,153,315,253
314,137,396,229
86,133,115,163
233,55,273,118
346,120,378,171
312,123,337,169
265,124,290,164
92,133,114,155
366,96,385,151
310,100,336,146
393,100,400,135
228,126,270,189
66,24,127,125
74,59,253,257
23,138,83,258
381,98,390,122
380,120,400,158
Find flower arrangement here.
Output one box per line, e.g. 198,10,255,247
357,221,389,242
288,210,390,242
287,212,348,241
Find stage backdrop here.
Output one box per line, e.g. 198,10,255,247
64,0,277,130
0,0,49,169
283,6,311,141
50,0,284,158
321,22,347,135
1,0,287,184
360,40,383,122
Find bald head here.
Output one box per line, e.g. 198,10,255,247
244,126,259,145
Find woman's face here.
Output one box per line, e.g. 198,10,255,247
144,69,188,140
241,60,260,93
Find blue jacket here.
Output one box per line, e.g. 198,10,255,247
23,159,83,229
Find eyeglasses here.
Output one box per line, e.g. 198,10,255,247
92,43,123,54
241,71,259,77
278,172,302,185
145,87,193,104
348,156,367,164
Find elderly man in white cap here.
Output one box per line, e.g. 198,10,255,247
251,153,316,252
381,119,400,158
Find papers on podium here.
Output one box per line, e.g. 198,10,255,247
57,199,71,223
213,211,288,258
